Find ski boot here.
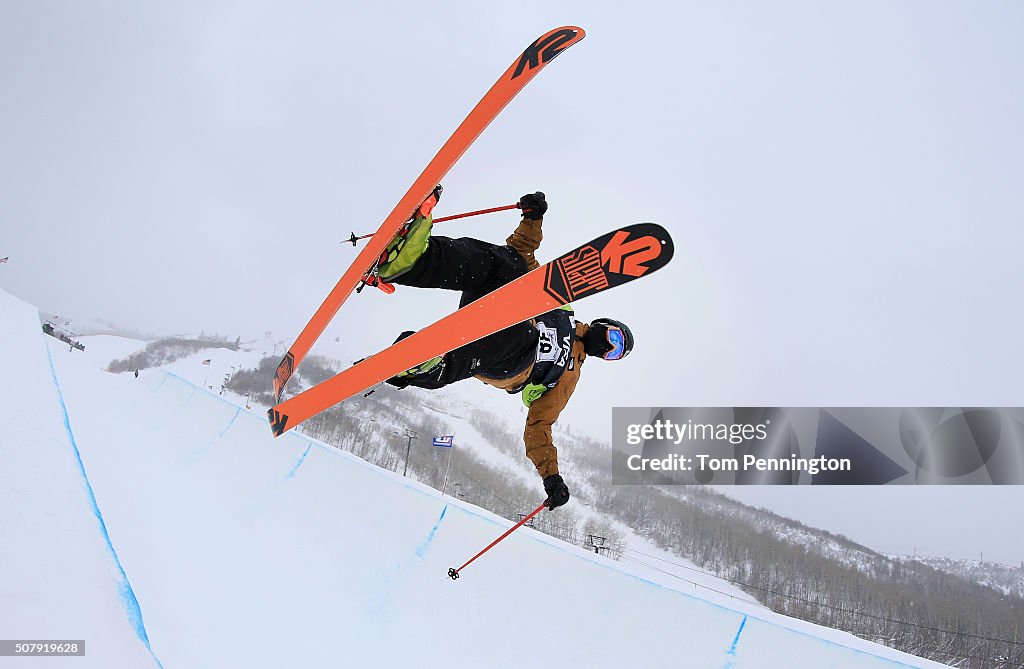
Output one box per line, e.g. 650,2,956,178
376,185,442,281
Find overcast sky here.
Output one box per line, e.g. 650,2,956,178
2,2,1022,564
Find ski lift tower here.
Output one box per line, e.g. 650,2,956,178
516,512,536,528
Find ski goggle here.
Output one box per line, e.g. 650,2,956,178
603,327,627,361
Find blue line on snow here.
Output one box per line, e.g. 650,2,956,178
415,504,448,558
285,443,313,480
45,343,165,668
722,615,748,669
218,407,241,438
145,371,918,667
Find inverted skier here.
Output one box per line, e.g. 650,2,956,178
373,187,634,510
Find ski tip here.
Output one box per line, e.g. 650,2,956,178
268,407,289,437
540,222,674,305
551,25,584,37
510,27,587,81
540,25,586,48
632,222,674,262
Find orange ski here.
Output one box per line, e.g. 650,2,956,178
273,26,586,403
269,223,674,436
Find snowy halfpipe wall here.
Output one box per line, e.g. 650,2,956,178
0,289,162,667
3,287,946,668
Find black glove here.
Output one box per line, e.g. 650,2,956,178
518,192,547,219
385,376,410,389
543,474,570,509
392,330,416,344
384,330,417,388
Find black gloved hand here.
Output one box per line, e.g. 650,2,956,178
518,192,547,219
393,330,417,344
543,474,570,509
383,330,417,388
385,376,411,389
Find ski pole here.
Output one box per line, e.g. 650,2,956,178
448,500,546,581
345,203,520,246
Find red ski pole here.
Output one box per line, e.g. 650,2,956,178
345,203,520,246
434,203,519,224
448,501,546,581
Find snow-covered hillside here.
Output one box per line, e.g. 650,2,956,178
892,555,1024,600
1,287,951,668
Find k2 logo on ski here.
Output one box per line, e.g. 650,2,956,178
600,230,664,278
512,29,581,79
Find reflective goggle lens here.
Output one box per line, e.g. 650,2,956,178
604,327,626,360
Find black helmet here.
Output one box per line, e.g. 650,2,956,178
584,318,634,360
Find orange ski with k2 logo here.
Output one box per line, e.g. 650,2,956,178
543,224,669,303
270,26,586,405
268,224,674,437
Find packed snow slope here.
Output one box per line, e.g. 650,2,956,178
0,290,161,668
3,288,947,668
